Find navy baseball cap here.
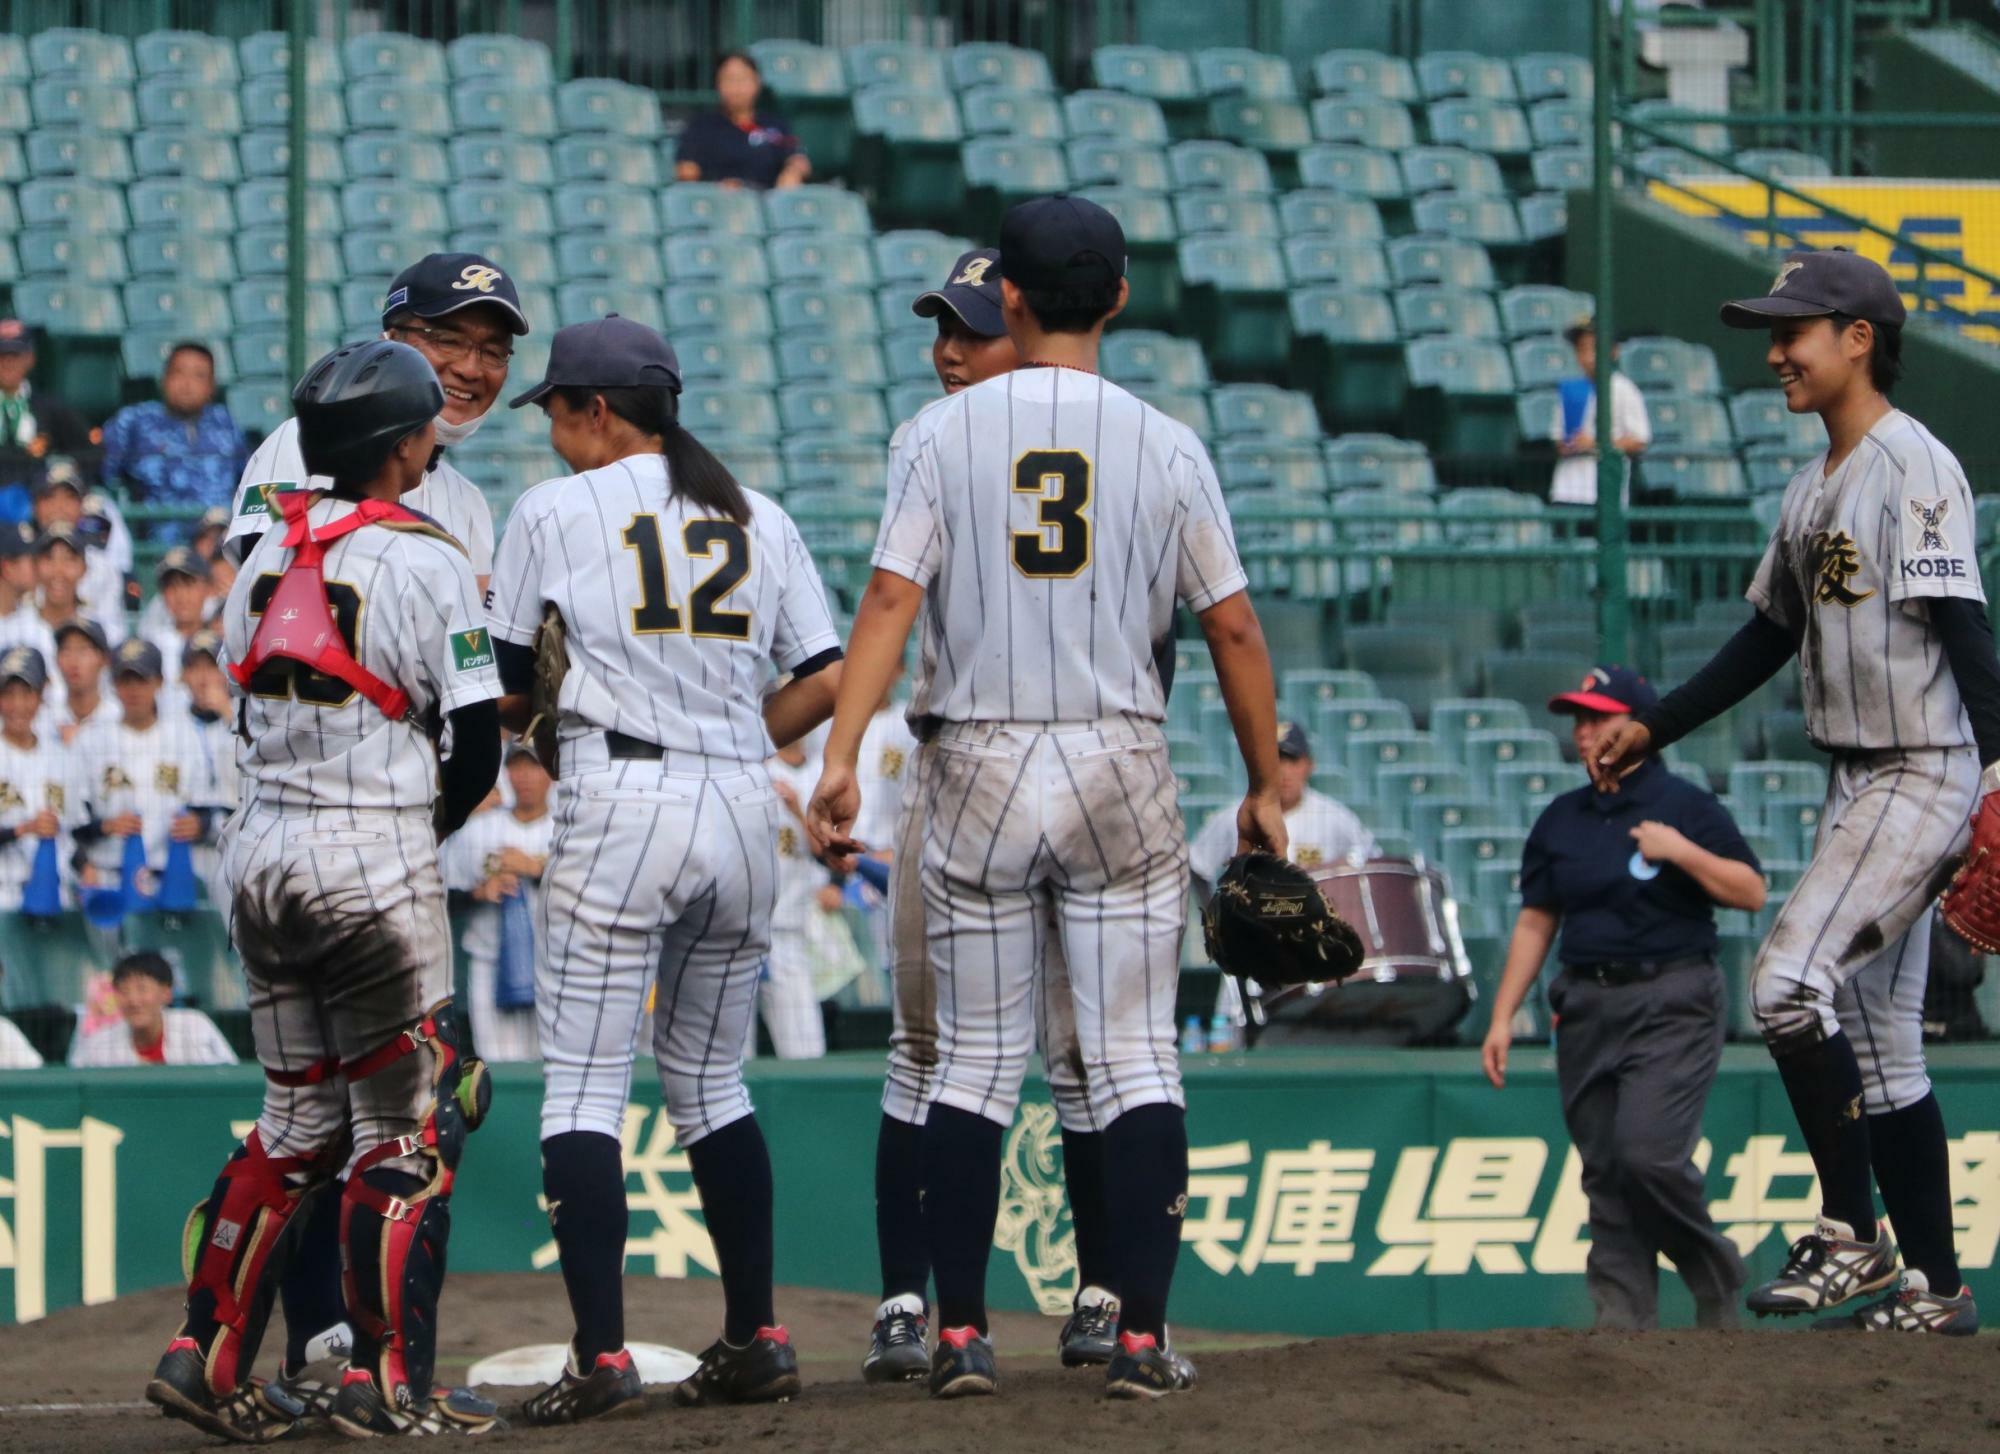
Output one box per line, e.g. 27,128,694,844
509,315,682,409
1720,249,1907,330
156,546,202,583
0,520,35,560
33,458,85,498
998,195,1127,292
33,521,84,556
0,319,33,356
1549,664,1657,716
382,252,530,336
111,637,164,681
53,618,108,653
912,248,1006,338
0,644,47,691
183,627,224,665
1277,720,1311,759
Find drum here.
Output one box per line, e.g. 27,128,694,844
1243,857,1472,1046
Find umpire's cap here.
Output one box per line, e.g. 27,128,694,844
382,253,530,336
292,341,445,484
508,315,681,408
913,248,1005,337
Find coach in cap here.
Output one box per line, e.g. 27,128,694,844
223,252,530,590
1481,664,1761,1330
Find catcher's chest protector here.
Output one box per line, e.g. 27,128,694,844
228,492,417,720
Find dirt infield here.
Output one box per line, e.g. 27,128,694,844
4,1275,1999,1453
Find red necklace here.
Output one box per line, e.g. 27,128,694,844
1022,359,1099,376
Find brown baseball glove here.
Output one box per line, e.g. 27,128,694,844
1941,792,2000,952
524,602,567,780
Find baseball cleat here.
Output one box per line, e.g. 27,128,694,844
268,1356,347,1424
674,1326,801,1406
145,1336,304,1444
1058,1286,1121,1367
1746,1216,1898,1316
1104,1331,1197,1400
1811,1270,1982,1335
327,1368,505,1437
520,1346,646,1425
863,1294,931,1384
929,1325,997,1399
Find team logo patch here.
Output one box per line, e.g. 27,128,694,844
777,825,798,858
952,256,994,287
1770,260,1805,294
1805,529,1875,608
46,784,62,813
0,781,21,812
452,264,504,294
1909,497,1951,554
1296,846,1324,867
210,1218,243,1251
993,1103,1079,1314
879,746,905,781
451,627,494,672
101,766,132,792
155,764,180,793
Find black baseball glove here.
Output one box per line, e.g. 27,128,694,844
1201,852,1365,987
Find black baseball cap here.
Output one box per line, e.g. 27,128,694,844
509,315,682,409
183,627,224,665
1549,664,1658,716
998,195,1127,292
0,520,35,560
33,521,84,556
0,645,47,691
1277,720,1311,759
33,458,85,498
156,546,202,583
196,505,230,536
0,319,33,356
913,248,1006,338
111,637,164,681
382,252,530,336
53,618,108,653
1719,249,1908,330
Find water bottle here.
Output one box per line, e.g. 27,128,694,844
1180,1015,1205,1055
1207,1014,1239,1054
21,835,61,917
494,884,536,1010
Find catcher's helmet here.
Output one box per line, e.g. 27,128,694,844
292,340,443,484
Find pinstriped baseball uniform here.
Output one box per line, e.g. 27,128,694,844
0,731,76,910
70,712,211,878
487,454,840,1145
220,496,500,1174
1744,409,1981,1110
70,1006,238,1066
761,749,830,1060
872,366,1248,1128
440,801,554,1064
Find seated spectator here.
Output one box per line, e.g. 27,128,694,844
442,743,553,1062
1188,721,1377,893
144,548,215,685
31,467,128,638
1550,316,1650,507
69,950,236,1067
0,645,75,912
100,343,248,512
675,50,812,190
47,619,114,744
29,523,124,663
0,320,91,504
174,628,237,895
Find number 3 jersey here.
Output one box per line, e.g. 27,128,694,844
222,495,502,812
873,366,1247,725
487,453,841,765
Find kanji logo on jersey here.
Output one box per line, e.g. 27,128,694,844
1909,497,1951,553
451,628,494,672
1805,529,1875,607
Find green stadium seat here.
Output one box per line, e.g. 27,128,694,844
1309,96,1416,149
131,178,236,233
1132,387,1212,437
1418,52,1517,103
883,330,936,384
1092,45,1200,103
1281,668,1382,720
779,336,887,388
1482,650,1581,714
337,231,434,283
1528,99,1589,149
1383,596,1505,662
1428,99,1532,158
1460,728,1562,795
885,380,935,423
1501,284,1590,339
1065,138,1169,191
769,234,876,288
1756,709,1813,763
950,42,1054,94
226,374,291,437
555,282,663,330
547,135,652,186
344,32,444,85
771,283,877,337
1515,53,1590,104
349,79,451,138
962,86,1065,140
1411,191,1522,249
663,234,770,288
344,134,448,185
1285,236,1389,288
1296,143,1405,200
1730,390,1825,451
1208,98,1314,160
1312,49,1419,101
1644,451,1749,501
25,130,132,181
1290,288,1402,423
1530,144,1589,192
677,337,779,389
21,178,128,231
239,32,341,85
0,912,103,1009
681,388,781,441
664,182,766,237
1101,330,1210,389
452,79,558,138
1377,763,1475,831
332,179,438,235
124,280,230,335
1728,760,1824,820
1216,441,1327,495
339,277,385,329
1168,140,1273,194
1400,146,1504,198
1515,388,1556,442
1195,48,1297,101
1440,487,1547,547
1632,146,1704,183
137,79,241,135
1388,236,1495,291
1342,631,1458,727
229,279,337,335
126,324,232,384
1279,190,1385,242
1410,796,1509,856
545,181,654,238
1207,383,1316,442
1520,618,1596,659
1077,185,1178,327
1517,193,1567,242
1734,148,1832,180
763,183,871,236
0,36,22,82
1177,237,1290,376
447,33,554,87
1493,760,1564,820
1743,445,1813,494
19,229,125,283
15,280,124,336
0,82,24,132
241,130,341,182
1511,336,1572,389
1324,433,1435,493
963,137,1069,230
874,229,973,286
1429,697,1532,757
1395,285,1501,340
1175,190,1279,239
749,39,846,98
783,439,880,493
557,78,662,138
1340,728,1448,804
1762,795,1823,860
845,43,948,94
241,77,345,134
449,181,554,236
0,135,23,182
30,78,137,133
1645,393,1734,450
29,29,135,83
1440,828,1528,901
1063,89,1171,146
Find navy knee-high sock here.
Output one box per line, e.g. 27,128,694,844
875,1113,931,1305
1061,1128,1114,1294
684,1116,776,1343
920,1105,1004,1334
1772,1032,1876,1240
1869,1092,1961,1291
280,1179,346,1370
1102,1103,1188,1342
541,1131,629,1364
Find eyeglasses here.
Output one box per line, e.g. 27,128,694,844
393,324,514,373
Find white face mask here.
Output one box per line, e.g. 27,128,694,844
432,410,486,449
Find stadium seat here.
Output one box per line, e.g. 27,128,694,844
1645,393,1734,450
137,27,238,82
1401,146,1505,197
238,31,340,84
1460,728,1562,795
541,134,647,187
13,280,124,336
234,179,336,235
1511,336,1574,390
771,283,877,338
1388,236,1495,291
661,234,769,289
18,229,125,283
449,181,554,236
137,79,242,135
1207,98,1314,162
664,182,767,237
346,133,450,185
1195,48,1296,101
1210,383,1319,442
26,130,133,182
230,279,338,337
664,285,774,339
29,28,134,82
1530,144,1589,192
1427,99,1532,158
1341,631,1458,728
1418,52,1518,102
122,280,229,337
1518,192,1567,242
1062,89,1171,146
1729,760,1825,819
447,33,554,87
1405,338,1518,453
1481,651,1579,719
452,79,558,138
1501,284,1591,339
1065,138,1169,191
241,75,345,134
1290,287,1403,422
20,178,129,231
1383,600,1506,675
1177,237,1289,377
762,183,871,236
768,234,876,288
1377,763,1474,831
1493,760,1564,818
1411,191,1524,252
344,31,444,85
31,78,137,132
744,38,852,175
780,385,889,441
1520,619,1596,658
1101,330,1210,390
0,34,22,80
337,232,436,284
554,282,663,330
1429,697,1532,756
225,373,290,437
961,86,1065,140
1175,190,1279,239
557,78,662,138
1279,190,1385,242
962,137,1069,231
557,234,664,286
1515,52,1590,103
882,330,937,384
1742,446,1813,494
1309,96,1416,149
1312,50,1419,102
1281,668,1383,720
1632,146,1704,182
1324,434,1436,494
950,42,1054,94
347,79,450,138
1528,99,1590,149
1217,441,1327,495
1168,140,1273,194
1731,390,1826,452
241,130,341,181
0,81,23,132
779,336,886,388
1440,488,1547,549
1643,452,1749,501
873,229,971,287
1410,797,1510,856
845,42,948,94
1394,285,1502,340
130,178,235,233
1439,827,1529,900
1132,387,1213,438
1734,147,1832,180
1296,143,1405,201
1285,236,1389,288
1090,46,1202,137
783,438,880,493
552,182,658,238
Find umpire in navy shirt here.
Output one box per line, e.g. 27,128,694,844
1481,664,1761,1330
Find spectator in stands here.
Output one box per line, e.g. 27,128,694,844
69,950,236,1067
49,619,114,745
32,466,128,635
0,645,73,913
1188,721,1376,891
0,320,91,502
1481,663,1760,1330
175,628,238,897
1550,317,1651,507
0,522,60,703
100,343,248,513
190,504,230,562
32,523,123,656
144,548,214,685
441,743,553,1063
674,50,812,190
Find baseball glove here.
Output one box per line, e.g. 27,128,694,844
523,602,567,781
1941,793,2000,952
1202,851,1365,987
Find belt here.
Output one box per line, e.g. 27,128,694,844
605,730,665,761
1567,952,1713,987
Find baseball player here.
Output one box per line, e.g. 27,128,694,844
144,339,505,1439
1594,250,1992,1334
440,742,554,1063
762,733,833,1059
175,628,238,896
0,645,74,911
224,252,526,590
45,618,111,742
808,196,1285,1400
863,249,1128,1385
487,316,844,1423
145,547,214,684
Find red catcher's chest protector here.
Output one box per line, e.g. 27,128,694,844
228,492,419,719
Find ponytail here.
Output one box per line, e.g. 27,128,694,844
552,384,751,524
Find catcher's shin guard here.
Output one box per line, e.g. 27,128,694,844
177,1129,338,1396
